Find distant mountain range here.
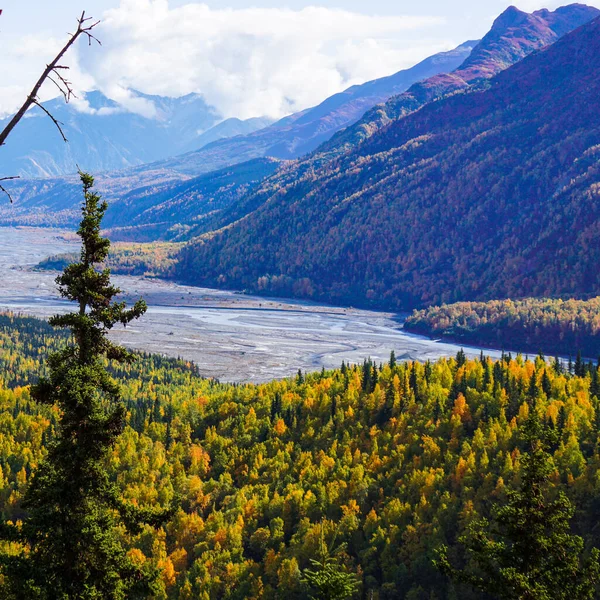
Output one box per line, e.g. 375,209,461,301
0,91,272,178
174,6,600,310
0,39,478,228
145,40,477,176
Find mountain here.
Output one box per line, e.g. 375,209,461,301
138,41,477,177
164,3,600,237
0,91,269,178
0,42,477,229
0,158,281,240
322,3,600,154
101,158,281,242
194,117,274,149
175,13,600,311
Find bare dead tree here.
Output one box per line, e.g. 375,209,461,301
0,176,19,203
0,10,101,201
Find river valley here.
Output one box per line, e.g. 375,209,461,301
0,227,503,382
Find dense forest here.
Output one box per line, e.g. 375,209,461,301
2,311,600,597
405,298,600,358
39,241,180,278
174,15,600,312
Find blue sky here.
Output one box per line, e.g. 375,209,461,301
6,0,592,38
2,0,599,119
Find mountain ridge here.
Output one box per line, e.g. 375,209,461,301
320,3,600,154
174,13,600,310
0,91,270,178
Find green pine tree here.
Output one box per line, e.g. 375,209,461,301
301,525,359,600
436,407,600,600
0,172,174,599
389,350,396,369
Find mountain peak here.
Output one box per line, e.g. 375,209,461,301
458,3,599,77
491,5,528,31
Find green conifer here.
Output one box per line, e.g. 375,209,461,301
436,407,600,599
0,173,173,599
301,525,359,600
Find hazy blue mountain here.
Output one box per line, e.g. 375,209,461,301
195,117,274,149
1,40,474,182
0,91,269,178
145,40,477,177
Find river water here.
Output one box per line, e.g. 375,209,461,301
0,227,502,382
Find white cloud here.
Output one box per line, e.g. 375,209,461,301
76,0,448,120
0,1,449,121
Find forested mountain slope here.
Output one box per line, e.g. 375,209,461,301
158,3,599,177
101,158,281,242
176,16,600,310
2,312,600,598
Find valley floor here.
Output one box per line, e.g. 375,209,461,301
0,227,502,382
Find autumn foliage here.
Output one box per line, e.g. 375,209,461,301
1,313,600,597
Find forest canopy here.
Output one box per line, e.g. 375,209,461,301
1,312,600,598
405,297,600,358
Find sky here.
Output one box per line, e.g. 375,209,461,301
1,0,599,120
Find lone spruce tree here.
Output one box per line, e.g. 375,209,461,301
436,406,600,600
0,173,171,599
301,525,359,600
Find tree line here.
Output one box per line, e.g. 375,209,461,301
405,297,600,358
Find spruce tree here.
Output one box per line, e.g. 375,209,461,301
574,350,585,377
301,526,359,600
436,407,600,600
389,350,396,369
0,173,173,599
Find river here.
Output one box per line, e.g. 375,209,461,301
0,227,503,382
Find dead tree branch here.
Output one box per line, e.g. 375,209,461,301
0,11,101,202
0,177,20,204
0,11,101,148
32,100,68,143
